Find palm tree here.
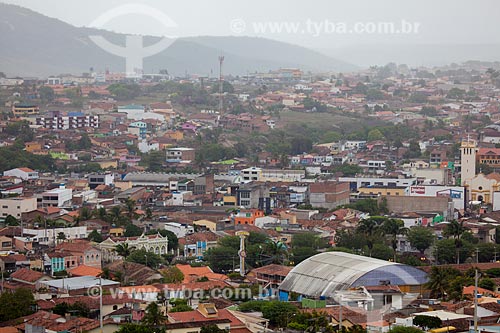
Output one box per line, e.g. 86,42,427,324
357,218,382,257
114,243,134,260
142,302,166,327
57,232,67,243
443,220,467,264
382,218,408,262
124,198,136,219
110,206,122,223
261,240,288,265
425,266,460,299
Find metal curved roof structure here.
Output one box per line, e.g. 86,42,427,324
279,252,428,298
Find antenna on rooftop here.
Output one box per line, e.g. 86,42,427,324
218,55,225,114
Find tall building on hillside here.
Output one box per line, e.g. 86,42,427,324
460,138,477,186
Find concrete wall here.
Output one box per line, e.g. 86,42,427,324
381,195,451,215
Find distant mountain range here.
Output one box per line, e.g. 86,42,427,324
0,3,356,78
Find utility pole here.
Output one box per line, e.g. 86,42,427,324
339,301,343,331
218,55,224,114
474,269,479,333
99,276,103,333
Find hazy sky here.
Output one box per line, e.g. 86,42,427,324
1,0,500,49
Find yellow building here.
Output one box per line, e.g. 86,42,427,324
12,103,39,117
193,219,217,231
357,186,407,197
25,141,42,153
109,227,124,237
223,195,237,206
467,173,500,204
96,159,118,169
165,130,184,141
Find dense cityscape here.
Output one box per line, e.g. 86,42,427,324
2,2,500,333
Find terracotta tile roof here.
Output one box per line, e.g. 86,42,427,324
0,327,18,333
10,268,46,283
69,265,102,277
36,294,140,311
18,167,34,172
250,264,292,277
463,285,500,298
55,240,95,253
168,308,244,328
419,263,500,274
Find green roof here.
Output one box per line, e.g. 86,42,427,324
214,159,239,165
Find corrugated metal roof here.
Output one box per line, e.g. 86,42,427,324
279,252,427,298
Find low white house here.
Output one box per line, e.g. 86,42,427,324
3,167,39,180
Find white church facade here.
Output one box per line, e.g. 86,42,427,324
99,233,169,262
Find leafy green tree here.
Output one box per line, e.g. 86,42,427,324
79,207,92,221
320,131,341,143
5,215,19,226
261,301,299,328
443,220,468,264
169,299,192,312
434,238,474,264
57,232,66,241
4,121,34,142
260,240,288,265
290,136,313,155
53,301,90,318
128,249,162,268
211,81,234,93
87,230,103,243
146,208,153,219
330,163,363,177
404,140,421,158
108,83,142,100
367,128,385,142
371,243,394,261
407,226,435,255
388,327,424,333
116,324,154,333
124,198,137,219
0,288,35,321
382,218,408,262
144,150,165,172
347,198,380,215
446,88,466,100
291,233,324,264
479,277,496,291
413,315,442,330
200,324,227,333
161,266,184,283
124,223,143,237
357,218,383,257
39,86,55,102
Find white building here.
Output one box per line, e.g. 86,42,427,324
163,222,194,238
461,139,477,186
88,173,114,189
408,185,465,210
99,233,169,261
41,185,73,207
23,226,88,245
3,167,39,181
339,177,417,190
0,197,37,219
